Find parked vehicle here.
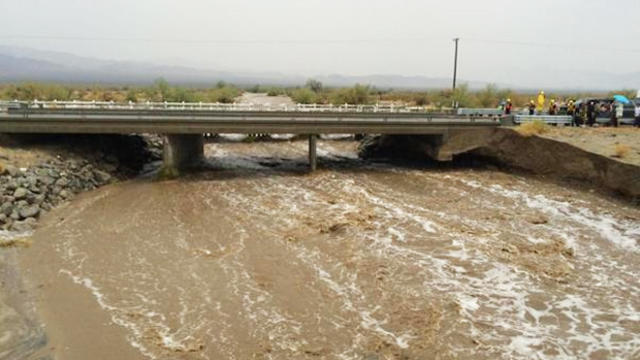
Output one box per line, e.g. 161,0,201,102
575,98,636,125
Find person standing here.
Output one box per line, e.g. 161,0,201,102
528,100,536,115
634,102,640,127
567,99,576,116
587,100,596,126
614,101,623,128
536,91,546,114
579,103,587,126
610,102,618,127
567,99,577,126
504,98,513,115
548,100,558,115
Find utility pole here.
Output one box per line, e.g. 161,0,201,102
452,37,460,91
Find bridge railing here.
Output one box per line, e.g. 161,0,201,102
0,99,454,114
513,115,573,125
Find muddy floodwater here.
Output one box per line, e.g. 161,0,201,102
3,139,640,360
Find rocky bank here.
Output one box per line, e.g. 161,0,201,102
0,134,161,233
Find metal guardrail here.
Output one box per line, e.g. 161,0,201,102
514,115,573,125
0,111,502,135
0,100,439,114
457,108,504,116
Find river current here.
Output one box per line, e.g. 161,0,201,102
2,139,639,360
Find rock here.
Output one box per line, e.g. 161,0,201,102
48,169,60,179
93,170,112,184
59,190,72,199
13,187,29,200
25,192,37,204
66,160,79,170
10,210,20,220
79,170,93,182
5,180,18,191
55,177,70,187
0,214,6,224
25,176,38,187
38,175,56,186
1,202,13,216
34,194,46,205
18,205,40,219
11,217,37,232
4,165,21,177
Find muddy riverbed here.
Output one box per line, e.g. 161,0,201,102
2,139,639,360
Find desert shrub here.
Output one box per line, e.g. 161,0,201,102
206,86,242,103
153,78,170,101
517,120,550,137
290,88,319,104
125,89,138,102
306,79,323,93
328,84,372,105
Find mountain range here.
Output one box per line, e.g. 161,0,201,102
0,45,638,91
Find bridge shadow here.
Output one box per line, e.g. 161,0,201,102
161,152,501,183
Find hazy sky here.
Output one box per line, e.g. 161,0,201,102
1,0,639,87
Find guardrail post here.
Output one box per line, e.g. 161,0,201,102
308,134,317,172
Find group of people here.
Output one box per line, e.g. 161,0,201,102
502,90,640,128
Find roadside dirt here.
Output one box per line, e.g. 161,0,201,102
541,127,640,166
236,93,295,107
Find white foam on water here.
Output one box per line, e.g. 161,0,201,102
486,184,639,251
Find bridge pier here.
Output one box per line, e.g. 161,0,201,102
160,134,204,177
308,134,318,171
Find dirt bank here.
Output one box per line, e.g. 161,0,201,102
359,128,640,202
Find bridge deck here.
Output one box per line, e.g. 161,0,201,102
0,109,501,135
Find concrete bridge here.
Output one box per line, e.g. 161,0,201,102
0,101,504,174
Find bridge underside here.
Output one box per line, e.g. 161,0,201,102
0,110,501,175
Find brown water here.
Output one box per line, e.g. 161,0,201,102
3,139,640,360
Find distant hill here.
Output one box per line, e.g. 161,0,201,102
0,46,637,91
0,46,476,89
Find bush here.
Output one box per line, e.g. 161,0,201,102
206,86,242,103
328,84,372,105
517,120,550,137
306,79,323,93
290,88,318,104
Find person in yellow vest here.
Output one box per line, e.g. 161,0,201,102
536,91,546,114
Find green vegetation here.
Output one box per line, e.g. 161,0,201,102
0,79,631,109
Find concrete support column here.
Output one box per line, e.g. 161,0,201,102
161,134,204,177
308,134,318,171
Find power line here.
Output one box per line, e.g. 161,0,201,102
1,34,639,54
0,34,440,45
465,37,640,54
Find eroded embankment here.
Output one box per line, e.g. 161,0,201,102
359,128,640,202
